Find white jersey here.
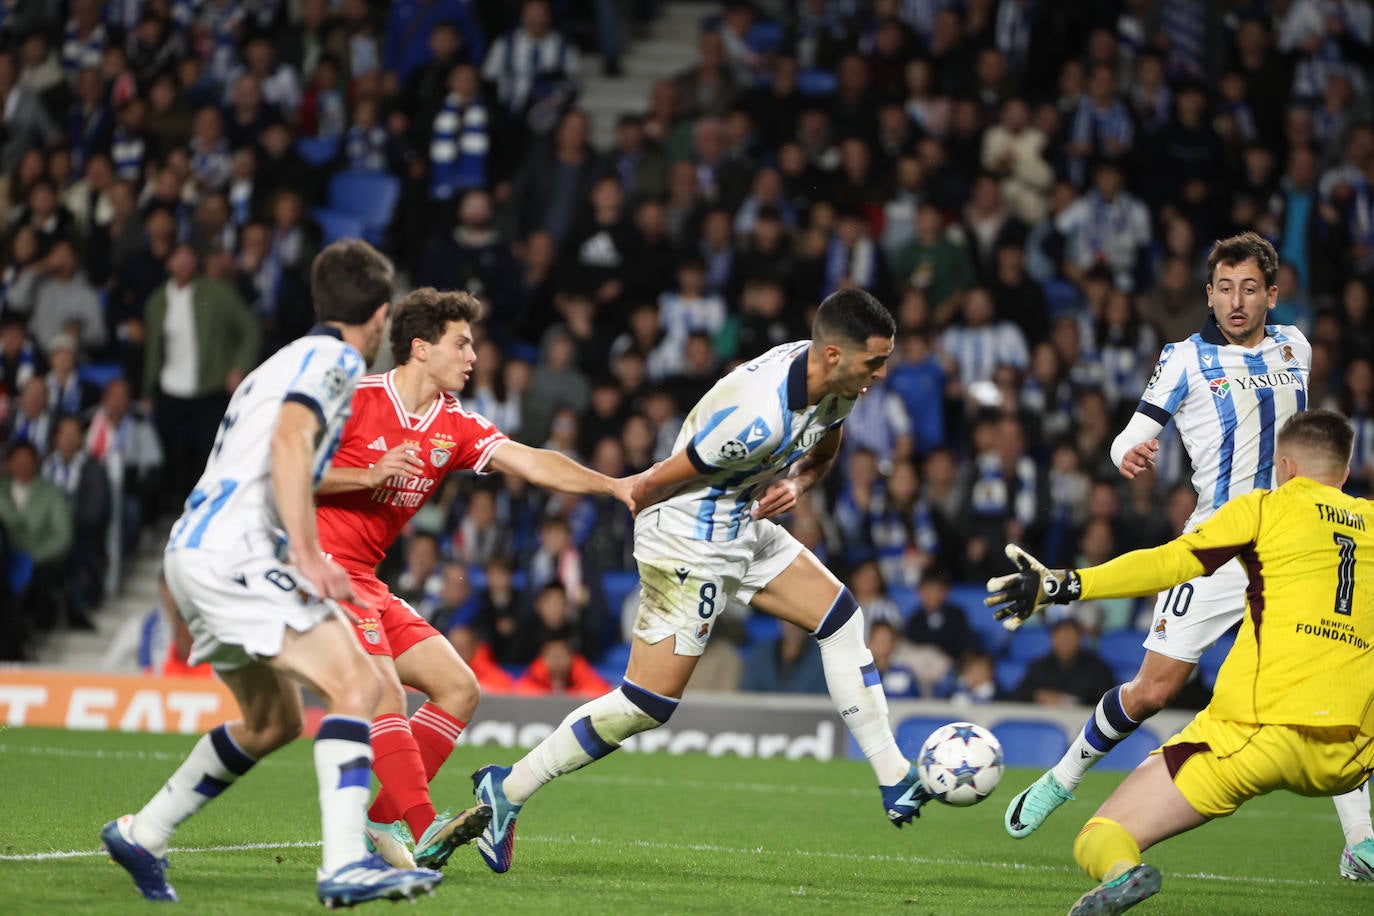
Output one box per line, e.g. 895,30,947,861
1138,319,1309,530
656,341,852,542
168,326,366,553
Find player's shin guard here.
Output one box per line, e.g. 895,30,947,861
1054,686,1139,792
131,724,257,857
367,713,436,839
1333,781,1374,847
813,589,910,786
502,680,677,805
315,715,374,873
1074,816,1142,882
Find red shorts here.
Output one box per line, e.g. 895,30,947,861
340,568,439,658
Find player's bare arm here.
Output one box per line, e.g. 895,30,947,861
316,443,425,495
1117,439,1160,479
753,425,843,520
487,440,638,512
272,401,356,604
629,447,704,514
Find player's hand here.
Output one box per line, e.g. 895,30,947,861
1118,439,1159,479
752,478,802,520
367,444,425,487
610,472,638,514
984,544,1080,631
294,550,361,607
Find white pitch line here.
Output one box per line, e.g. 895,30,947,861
0,835,1333,888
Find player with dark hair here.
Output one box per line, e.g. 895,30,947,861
988,409,1374,913
470,287,925,874
314,287,637,870
103,240,446,906
999,230,1372,879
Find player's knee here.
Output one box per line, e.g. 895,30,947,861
430,665,481,719
620,680,678,732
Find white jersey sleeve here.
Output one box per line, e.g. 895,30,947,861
1136,340,1193,424
168,328,367,554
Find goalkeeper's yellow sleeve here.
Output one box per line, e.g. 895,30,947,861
1075,490,1264,600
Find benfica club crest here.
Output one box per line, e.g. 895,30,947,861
430,436,455,468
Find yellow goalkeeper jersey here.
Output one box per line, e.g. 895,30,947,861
1078,475,1374,733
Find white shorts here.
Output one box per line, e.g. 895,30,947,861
632,509,804,657
164,539,339,672
1142,556,1247,663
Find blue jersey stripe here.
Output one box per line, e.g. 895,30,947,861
689,406,739,449
183,479,239,549
1245,351,1276,489
1197,342,1237,509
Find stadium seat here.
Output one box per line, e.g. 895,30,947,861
296,135,339,167
311,207,365,245
992,719,1069,768
948,583,1006,655
1096,726,1161,772
1197,627,1238,687
1041,278,1083,318
886,583,919,618
601,570,640,616
595,641,632,685
895,715,958,758
797,68,837,98
78,361,123,390
1003,624,1051,663
744,611,781,645
745,20,784,54
994,657,1027,694
8,550,32,596
1096,630,1147,682
327,170,401,245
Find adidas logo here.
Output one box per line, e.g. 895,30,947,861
367,436,388,451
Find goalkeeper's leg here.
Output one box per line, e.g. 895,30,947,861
1007,652,1194,838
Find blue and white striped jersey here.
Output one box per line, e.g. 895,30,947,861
657,341,852,542
1138,319,1309,530
168,326,366,553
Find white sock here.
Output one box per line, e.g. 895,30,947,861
132,725,256,857
315,715,373,873
1334,781,1374,848
1052,686,1138,792
813,591,909,786
503,680,675,805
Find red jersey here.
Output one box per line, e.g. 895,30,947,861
317,371,507,570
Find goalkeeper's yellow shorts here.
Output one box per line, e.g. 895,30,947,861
1154,706,1374,818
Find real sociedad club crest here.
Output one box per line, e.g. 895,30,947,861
430,436,455,468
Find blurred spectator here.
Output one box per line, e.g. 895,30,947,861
42,415,110,613
85,376,163,550
673,27,736,121
43,333,98,420
470,555,524,666
452,488,509,567
446,624,516,693
8,376,54,457
0,441,74,634
416,189,520,321
18,239,106,356
1056,161,1151,292
948,648,999,705
421,562,479,630
142,243,258,509
868,618,918,699
940,286,1029,396
1012,618,1117,707
427,61,488,212
0,52,60,172
395,532,442,610
506,108,598,245
892,201,975,317
512,635,611,698
523,516,603,659
901,569,978,696
482,0,579,137
740,620,828,695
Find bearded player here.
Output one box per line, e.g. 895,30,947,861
315,288,637,869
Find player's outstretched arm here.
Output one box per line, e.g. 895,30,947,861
272,402,356,604
486,440,635,511
316,443,425,495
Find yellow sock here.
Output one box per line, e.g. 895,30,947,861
1074,816,1141,882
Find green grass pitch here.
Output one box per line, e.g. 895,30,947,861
1,726,1369,914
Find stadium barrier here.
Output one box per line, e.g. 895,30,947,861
0,669,1196,770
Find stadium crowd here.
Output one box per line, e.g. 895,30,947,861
1,2,1372,714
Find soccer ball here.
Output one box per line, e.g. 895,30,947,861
916,722,1005,807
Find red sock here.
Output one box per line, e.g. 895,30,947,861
410,703,466,782
367,713,435,839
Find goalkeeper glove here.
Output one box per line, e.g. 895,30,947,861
984,544,1082,631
